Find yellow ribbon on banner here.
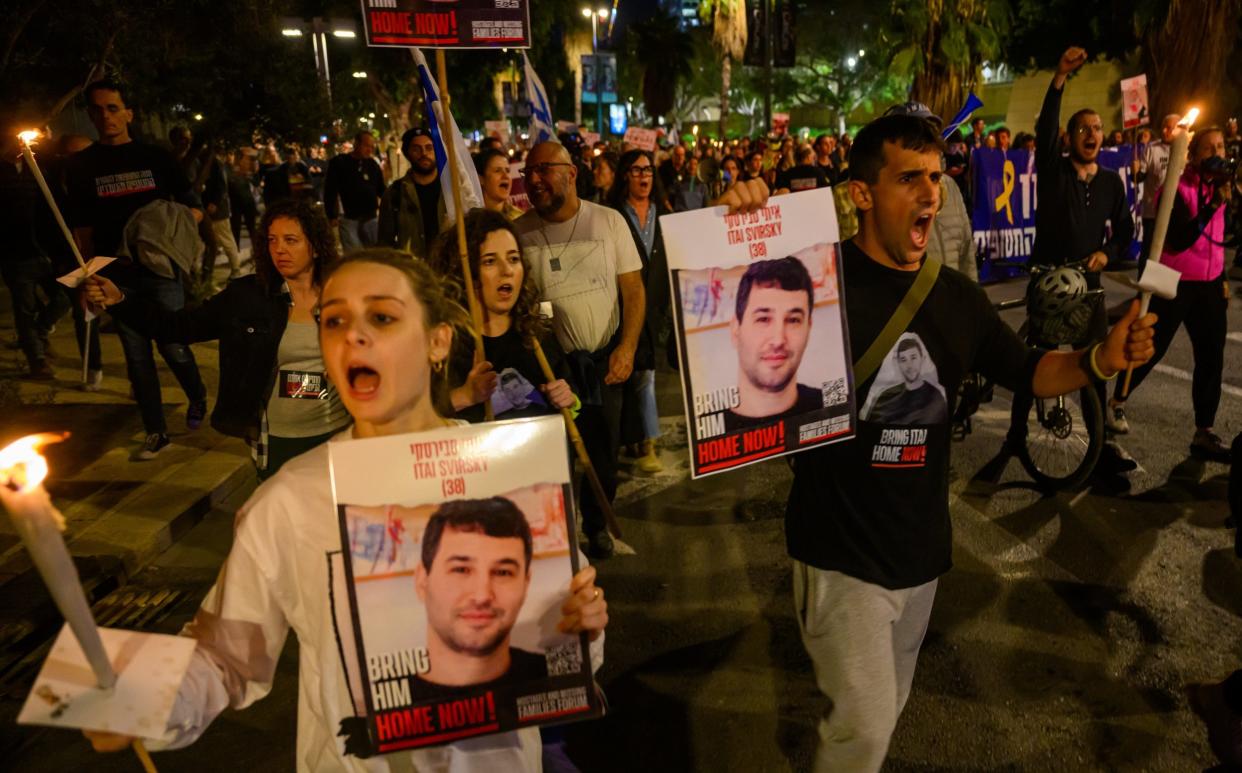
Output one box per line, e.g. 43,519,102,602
994,159,1015,225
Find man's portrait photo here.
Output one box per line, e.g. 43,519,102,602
411,497,548,696
860,334,948,426
723,256,825,431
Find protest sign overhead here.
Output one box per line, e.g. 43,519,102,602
660,188,856,478
360,0,531,49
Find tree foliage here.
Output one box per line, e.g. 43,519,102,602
626,10,695,123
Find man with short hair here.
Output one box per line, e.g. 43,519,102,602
995,126,1012,152
1015,47,1137,473
377,127,446,260
412,497,547,694
515,141,646,558
743,150,764,181
966,118,987,151
785,113,1156,772
775,146,830,193
724,256,821,431
324,130,385,250
67,80,208,460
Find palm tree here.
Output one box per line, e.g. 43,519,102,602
629,10,695,124
700,0,747,138
889,0,1010,123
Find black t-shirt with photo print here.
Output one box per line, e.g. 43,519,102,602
785,240,1040,590
450,326,572,423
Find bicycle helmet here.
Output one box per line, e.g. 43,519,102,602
1028,266,1088,320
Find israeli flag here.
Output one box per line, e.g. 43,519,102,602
942,92,985,140
523,52,556,145
411,48,482,220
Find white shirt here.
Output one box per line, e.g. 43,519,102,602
1140,141,1172,219
153,428,601,771
515,200,643,354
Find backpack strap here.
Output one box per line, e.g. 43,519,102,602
852,258,941,386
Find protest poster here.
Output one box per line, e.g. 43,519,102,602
660,188,855,478
771,113,790,137
1121,74,1150,129
360,0,531,49
484,120,510,145
623,127,657,151
330,416,600,753
508,159,530,212
970,146,1142,281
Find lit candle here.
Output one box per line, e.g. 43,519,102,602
17,131,87,271
0,434,114,688
1121,107,1198,396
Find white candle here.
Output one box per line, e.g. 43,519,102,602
0,434,115,689
1139,108,1198,306
17,132,88,271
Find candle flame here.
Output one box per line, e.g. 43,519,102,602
1180,108,1200,129
0,433,68,492
17,130,40,146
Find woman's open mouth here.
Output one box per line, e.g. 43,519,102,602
346,364,380,399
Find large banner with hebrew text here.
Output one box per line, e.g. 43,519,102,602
971,146,1143,282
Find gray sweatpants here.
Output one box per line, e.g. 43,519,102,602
793,560,938,773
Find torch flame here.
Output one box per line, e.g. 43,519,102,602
1180,108,1200,129
0,433,68,492
17,130,41,147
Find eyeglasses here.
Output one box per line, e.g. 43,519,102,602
627,166,655,177
1074,125,1103,135
520,162,574,178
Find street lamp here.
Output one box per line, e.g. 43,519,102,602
352,71,368,79
581,7,609,135
281,16,357,109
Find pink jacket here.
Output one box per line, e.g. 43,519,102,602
1159,165,1226,282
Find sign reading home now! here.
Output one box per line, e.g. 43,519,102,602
360,0,531,49
660,188,856,478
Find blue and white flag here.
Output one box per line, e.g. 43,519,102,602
410,48,483,220
942,92,984,140
523,52,556,145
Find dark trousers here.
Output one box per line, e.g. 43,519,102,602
114,271,206,435
1,257,71,366
230,209,256,249
574,381,624,537
1139,217,1155,274
1114,277,1227,428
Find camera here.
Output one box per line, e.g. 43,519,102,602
1200,154,1237,183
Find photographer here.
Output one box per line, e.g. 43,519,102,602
1110,126,1232,461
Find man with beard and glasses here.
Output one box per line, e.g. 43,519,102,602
378,128,447,260
1006,46,1139,477
514,141,647,559
409,498,548,703
783,114,1156,772
723,257,822,432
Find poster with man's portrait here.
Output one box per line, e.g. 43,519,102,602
329,416,600,754
660,188,856,478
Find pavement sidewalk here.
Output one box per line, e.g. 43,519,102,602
0,257,256,673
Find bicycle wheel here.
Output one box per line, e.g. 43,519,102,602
1016,385,1103,491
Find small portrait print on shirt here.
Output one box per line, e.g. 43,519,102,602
859,333,948,426
490,368,547,416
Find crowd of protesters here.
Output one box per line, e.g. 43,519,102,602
2,46,1241,768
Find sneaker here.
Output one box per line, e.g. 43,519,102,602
134,433,170,461
1187,681,1242,766
82,368,104,392
1105,403,1130,435
1096,442,1138,475
1191,429,1232,463
27,360,55,380
186,399,208,430
587,530,615,559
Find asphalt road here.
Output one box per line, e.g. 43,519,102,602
5,273,1241,772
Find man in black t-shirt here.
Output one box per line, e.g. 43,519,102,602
775,146,830,194
324,131,386,250
783,115,1157,772
724,256,822,432
413,498,547,695
67,80,207,461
